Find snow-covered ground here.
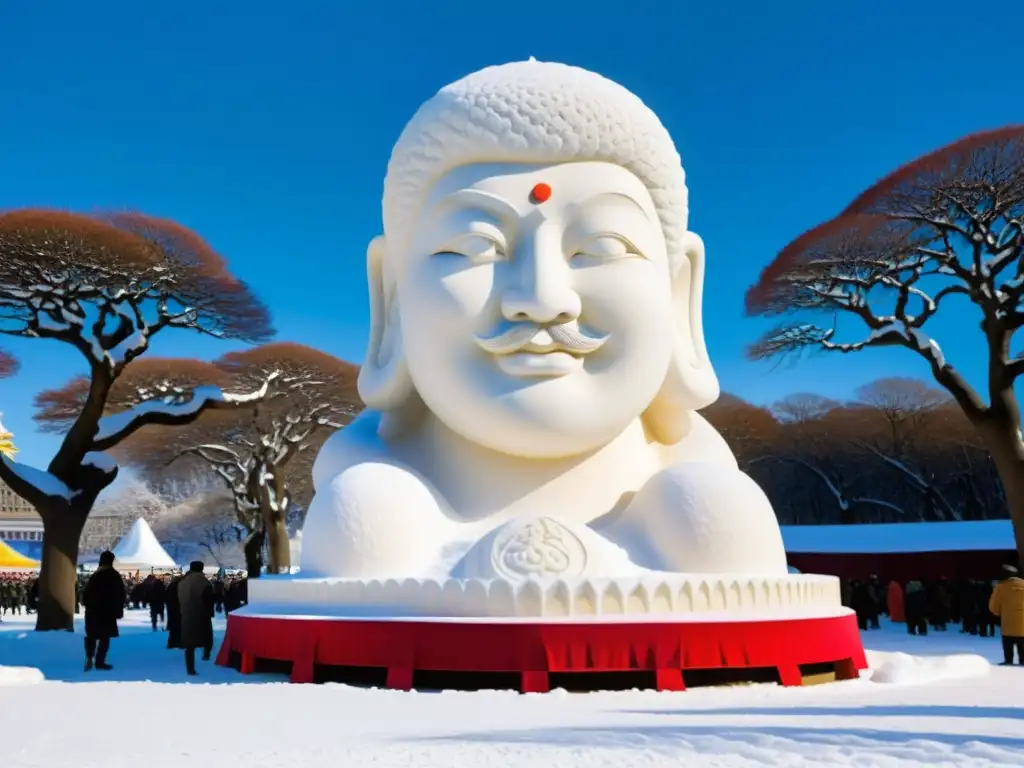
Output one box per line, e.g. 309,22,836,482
1,611,1022,767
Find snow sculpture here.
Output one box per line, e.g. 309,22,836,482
289,59,824,618
221,62,864,691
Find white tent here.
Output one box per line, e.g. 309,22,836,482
111,518,177,569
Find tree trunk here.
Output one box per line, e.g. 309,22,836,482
265,515,290,574
991,448,1024,569
986,435,1024,567
35,506,87,631
244,528,264,578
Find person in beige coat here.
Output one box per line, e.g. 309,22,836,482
989,564,1024,666
178,561,214,676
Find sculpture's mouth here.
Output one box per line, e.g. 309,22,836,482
475,324,608,378
493,350,581,378
475,324,607,356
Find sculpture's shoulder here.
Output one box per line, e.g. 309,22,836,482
302,412,458,578
312,410,402,490
312,410,450,505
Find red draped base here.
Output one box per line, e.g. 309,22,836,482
216,612,867,691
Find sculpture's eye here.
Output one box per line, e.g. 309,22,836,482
571,235,641,263
435,234,506,263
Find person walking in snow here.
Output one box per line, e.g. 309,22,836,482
148,575,167,631
82,551,126,672
178,561,214,676
989,564,1024,666
165,573,183,649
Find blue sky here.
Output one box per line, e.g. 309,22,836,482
0,0,1019,468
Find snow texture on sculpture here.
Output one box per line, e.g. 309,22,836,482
298,59,789,596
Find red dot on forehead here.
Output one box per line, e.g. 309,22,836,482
530,182,552,203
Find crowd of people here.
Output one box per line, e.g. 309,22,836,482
123,570,249,622
844,565,1024,664
1,561,249,676
0,572,34,618
0,567,248,621
79,552,250,674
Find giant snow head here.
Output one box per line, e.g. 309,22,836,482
357,60,719,459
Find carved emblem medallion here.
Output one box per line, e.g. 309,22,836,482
490,517,587,581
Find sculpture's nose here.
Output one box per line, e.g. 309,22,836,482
500,235,581,325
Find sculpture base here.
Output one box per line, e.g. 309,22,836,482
246,572,842,618
215,609,867,691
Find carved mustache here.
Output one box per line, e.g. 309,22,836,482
475,323,609,356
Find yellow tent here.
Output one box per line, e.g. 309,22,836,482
0,538,39,569
0,413,17,459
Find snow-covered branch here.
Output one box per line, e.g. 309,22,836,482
0,454,73,505
1008,356,1024,382
91,372,279,451
786,457,849,511
849,497,908,518
168,443,260,530
782,455,909,520
856,441,963,521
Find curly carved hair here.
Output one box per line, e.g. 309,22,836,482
382,59,689,271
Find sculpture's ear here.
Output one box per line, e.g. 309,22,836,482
356,235,415,411
642,231,720,445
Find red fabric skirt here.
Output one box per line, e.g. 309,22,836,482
216,612,867,692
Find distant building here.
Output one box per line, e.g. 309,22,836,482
80,512,135,554
0,478,44,558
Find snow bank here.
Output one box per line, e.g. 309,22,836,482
782,519,1014,554
868,650,990,685
0,666,44,686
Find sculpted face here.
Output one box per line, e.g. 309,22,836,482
396,161,677,458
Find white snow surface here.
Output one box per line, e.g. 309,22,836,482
110,518,177,568
782,520,1014,554
82,451,118,473
1,612,1022,767
0,665,44,687
867,650,990,685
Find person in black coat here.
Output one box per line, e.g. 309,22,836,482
165,574,183,649
904,580,929,635
178,561,214,676
851,580,880,630
82,551,126,672
148,576,167,631
976,579,997,637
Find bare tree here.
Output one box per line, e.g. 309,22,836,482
116,343,361,575
848,378,964,520
777,396,909,522
745,127,1024,560
854,377,950,455
0,349,17,378
197,522,242,568
701,393,781,467
0,210,275,630
772,393,842,424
